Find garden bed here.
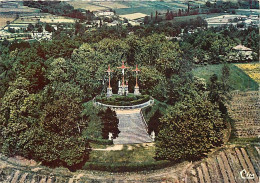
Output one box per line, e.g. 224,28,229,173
95,94,150,106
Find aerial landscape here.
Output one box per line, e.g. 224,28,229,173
0,0,259,182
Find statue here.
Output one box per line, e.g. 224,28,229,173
151,131,155,142
108,132,113,140
117,61,130,96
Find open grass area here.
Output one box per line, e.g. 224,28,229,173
192,64,259,91
84,143,172,172
89,144,156,164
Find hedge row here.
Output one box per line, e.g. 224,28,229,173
96,95,150,106
83,160,172,172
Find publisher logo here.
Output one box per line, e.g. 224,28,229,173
240,169,254,180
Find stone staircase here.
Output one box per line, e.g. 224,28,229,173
113,109,153,144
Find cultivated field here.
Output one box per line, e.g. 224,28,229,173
236,63,260,84
68,2,108,11
0,6,38,14
188,146,260,183
13,14,76,24
93,2,129,9
115,1,192,15
120,13,148,20
0,15,15,29
228,91,260,138
168,2,188,9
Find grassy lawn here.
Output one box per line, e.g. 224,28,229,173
192,64,259,91
83,143,172,172
89,143,156,163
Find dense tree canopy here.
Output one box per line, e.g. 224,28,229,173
0,18,257,168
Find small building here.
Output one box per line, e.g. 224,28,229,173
232,45,253,61
94,11,114,17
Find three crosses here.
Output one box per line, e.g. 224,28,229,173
105,61,140,90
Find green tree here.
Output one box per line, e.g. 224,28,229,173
98,108,120,139
156,94,224,161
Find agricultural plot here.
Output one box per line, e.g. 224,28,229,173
0,6,38,14
168,2,188,9
93,2,129,9
120,13,148,20
188,146,260,183
115,1,190,15
228,91,260,138
236,63,260,84
68,2,108,11
0,15,15,29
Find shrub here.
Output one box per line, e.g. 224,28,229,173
96,94,150,106
83,160,171,172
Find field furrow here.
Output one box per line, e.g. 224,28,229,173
207,158,223,182
201,162,211,183
19,172,28,183
226,150,244,182
197,167,205,183
241,148,259,182
235,148,255,183
220,152,236,183
217,155,230,183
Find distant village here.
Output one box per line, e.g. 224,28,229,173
0,1,259,47
0,1,146,42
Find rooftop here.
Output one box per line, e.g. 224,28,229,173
233,45,252,51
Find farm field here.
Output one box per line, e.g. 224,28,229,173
120,13,148,20
0,6,39,14
115,1,192,15
93,2,129,9
68,2,108,11
228,91,260,139
13,14,76,24
0,15,15,29
188,145,260,183
236,63,260,84
192,64,259,91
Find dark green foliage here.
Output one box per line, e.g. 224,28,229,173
83,160,171,172
98,108,120,139
24,1,93,20
208,67,231,116
96,95,150,106
156,93,224,161
148,109,162,136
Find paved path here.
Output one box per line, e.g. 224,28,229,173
113,109,153,144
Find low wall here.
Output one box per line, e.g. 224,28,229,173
93,98,154,110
